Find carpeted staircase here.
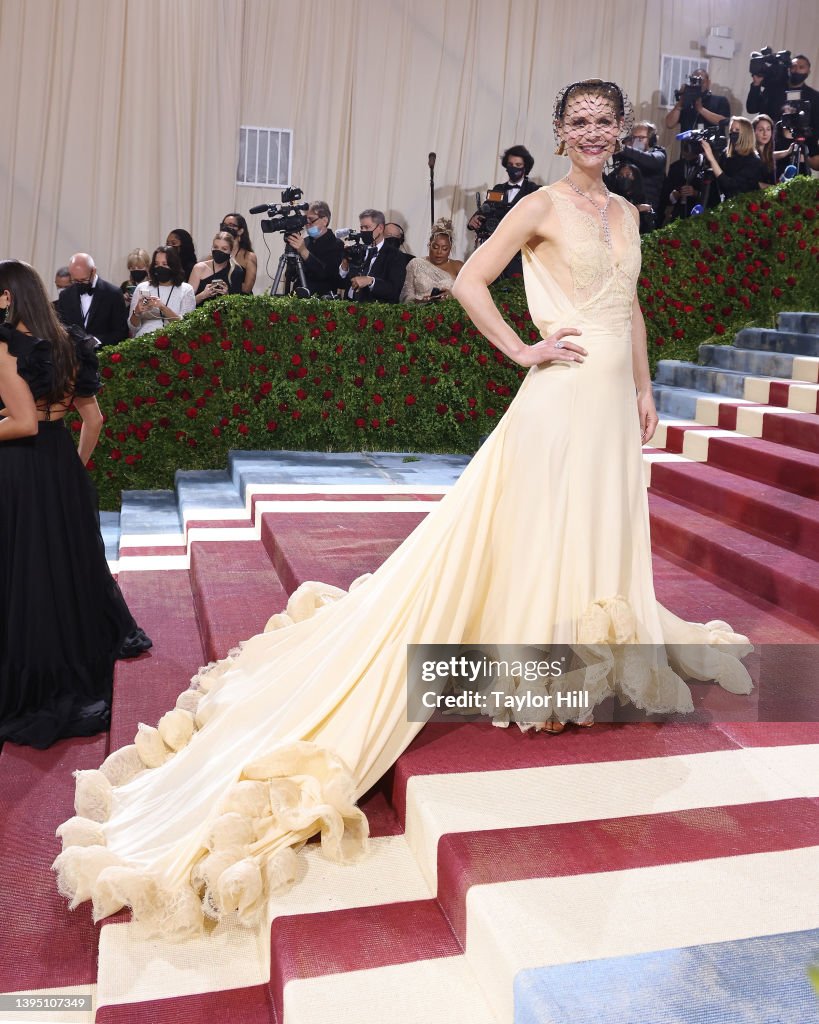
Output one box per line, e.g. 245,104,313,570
2,315,819,1024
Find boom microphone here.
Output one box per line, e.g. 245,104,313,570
249,202,271,214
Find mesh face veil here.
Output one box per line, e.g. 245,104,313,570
552,80,634,156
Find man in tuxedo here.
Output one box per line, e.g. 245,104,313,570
57,253,129,347
285,200,345,297
383,222,414,269
467,145,538,277
338,209,407,303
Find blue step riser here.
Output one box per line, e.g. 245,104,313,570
655,363,748,398
779,312,819,336
734,328,819,357
651,385,699,420
698,345,795,377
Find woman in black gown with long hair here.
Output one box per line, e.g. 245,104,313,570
0,260,150,748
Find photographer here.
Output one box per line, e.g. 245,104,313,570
612,121,666,214
338,209,406,303
467,145,538,277
606,163,656,233
659,141,718,223
747,53,819,170
665,69,730,135
284,201,345,298
700,117,762,201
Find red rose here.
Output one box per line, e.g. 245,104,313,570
354,376,364,387
296,388,308,400
238,424,249,435
109,352,122,363
436,404,448,415
772,286,783,297
186,407,198,419
355,417,366,428
371,418,380,428
154,336,170,349
110,449,122,460
373,393,384,405
715,324,726,335
291,410,301,420
336,400,346,410
220,339,232,350
101,367,113,379
288,314,299,323
267,421,278,431
260,382,272,395
395,343,406,353
405,394,416,405
346,305,358,314
243,318,254,330
373,319,385,332
325,320,337,332
400,311,411,321
399,365,409,375
212,427,221,437
268,312,280,323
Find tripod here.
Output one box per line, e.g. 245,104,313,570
269,242,310,298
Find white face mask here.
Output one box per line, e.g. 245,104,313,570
631,138,647,152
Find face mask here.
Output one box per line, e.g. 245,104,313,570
306,225,322,239
790,71,808,85
383,236,402,249
729,131,740,147
130,269,147,284
220,224,239,237
631,138,647,152
211,249,230,265
154,266,173,283
508,167,524,181
77,281,94,295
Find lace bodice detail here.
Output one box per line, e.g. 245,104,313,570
545,186,641,322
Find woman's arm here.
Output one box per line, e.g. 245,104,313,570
631,292,658,445
190,262,220,306
0,344,38,440
240,250,257,293
73,394,104,465
451,192,587,368
128,283,147,335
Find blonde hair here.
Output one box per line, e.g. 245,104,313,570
127,248,151,270
727,116,756,158
429,217,455,247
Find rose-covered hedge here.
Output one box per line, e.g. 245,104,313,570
638,175,819,363
73,177,819,510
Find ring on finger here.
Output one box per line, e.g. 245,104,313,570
554,340,565,349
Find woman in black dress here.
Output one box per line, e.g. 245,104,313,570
188,232,242,305
0,260,150,748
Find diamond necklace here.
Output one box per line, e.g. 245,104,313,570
563,175,612,248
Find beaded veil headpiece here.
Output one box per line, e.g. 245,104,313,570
552,79,634,156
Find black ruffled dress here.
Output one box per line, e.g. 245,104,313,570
0,325,142,748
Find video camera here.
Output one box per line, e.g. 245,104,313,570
675,122,727,157
782,93,813,140
336,229,375,275
674,73,706,112
473,190,508,242
749,46,792,88
249,187,309,234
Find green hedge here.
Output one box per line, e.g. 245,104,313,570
74,177,819,509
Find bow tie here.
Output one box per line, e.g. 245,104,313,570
77,283,95,295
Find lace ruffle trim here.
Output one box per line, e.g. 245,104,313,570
52,577,372,938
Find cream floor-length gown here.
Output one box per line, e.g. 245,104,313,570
54,187,752,936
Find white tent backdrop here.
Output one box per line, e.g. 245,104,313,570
1,0,817,291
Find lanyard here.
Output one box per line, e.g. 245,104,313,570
153,284,175,325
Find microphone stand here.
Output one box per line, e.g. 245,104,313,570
428,152,436,229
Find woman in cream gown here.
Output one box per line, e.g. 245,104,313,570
54,81,751,936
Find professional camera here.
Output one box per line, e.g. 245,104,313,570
781,94,813,139
336,229,375,275
674,73,706,112
676,122,727,156
749,46,792,87
474,189,508,242
250,186,310,234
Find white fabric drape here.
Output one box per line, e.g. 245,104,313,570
1,0,817,291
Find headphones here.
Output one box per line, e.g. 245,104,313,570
634,121,657,148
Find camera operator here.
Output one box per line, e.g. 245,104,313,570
665,69,730,136
747,53,819,171
606,163,656,233
467,145,538,277
612,122,666,214
284,201,345,298
338,209,407,303
658,141,718,224
700,117,763,201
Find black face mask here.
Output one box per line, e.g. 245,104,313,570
790,72,808,86
130,269,148,284
211,249,230,265
508,167,525,182
729,131,740,147
154,266,173,283
383,237,403,249
220,224,239,237
77,281,94,295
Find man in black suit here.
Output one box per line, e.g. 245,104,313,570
467,145,539,277
748,54,819,172
383,222,414,269
57,253,129,347
285,200,345,297
338,209,407,303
